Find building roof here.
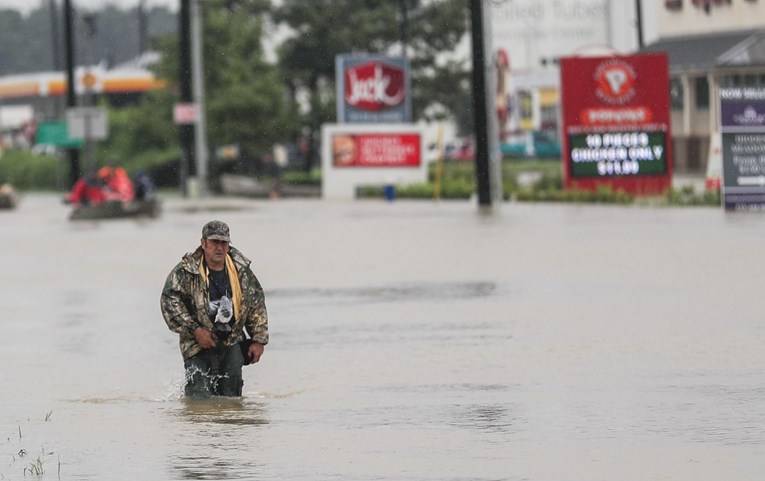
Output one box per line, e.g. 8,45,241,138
0,67,165,100
0,52,166,100
641,28,765,73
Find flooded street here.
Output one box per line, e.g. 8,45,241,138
1,193,764,480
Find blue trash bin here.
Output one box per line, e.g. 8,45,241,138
383,184,396,201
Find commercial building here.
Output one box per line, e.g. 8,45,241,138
0,54,165,148
491,0,765,176
642,0,765,173
489,0,655,156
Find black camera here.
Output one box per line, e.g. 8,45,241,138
214,320,232,339
212,296,233,339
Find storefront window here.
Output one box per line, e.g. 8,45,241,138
695,76,709,109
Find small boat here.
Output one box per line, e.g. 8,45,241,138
69,197,161,221
0,183,19,209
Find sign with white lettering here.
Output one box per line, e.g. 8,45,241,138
719,88,765,211
560,53,672,195
336,55,411,123
568,131,667,178
331,133,421,168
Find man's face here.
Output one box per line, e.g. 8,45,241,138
201,238,230,267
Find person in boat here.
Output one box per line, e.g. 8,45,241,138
66,163,136,207
133,171,156,201
160,220,269,397
65,170,108,206
97,164,135,204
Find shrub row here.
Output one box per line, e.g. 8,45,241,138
0,149,722,207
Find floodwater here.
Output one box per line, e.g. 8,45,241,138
1,193,764,480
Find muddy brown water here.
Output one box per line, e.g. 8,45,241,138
1,193,764,480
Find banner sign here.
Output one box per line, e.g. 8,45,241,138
336,55,411,123
719,88,765,211
35,121,83,148
560,53,672,194
331,133,421,168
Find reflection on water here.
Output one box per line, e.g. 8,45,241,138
175,397,270,427
269,281,496,304
449,403,514,434
166,398,269,480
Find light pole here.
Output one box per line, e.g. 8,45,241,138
82,12,97,174
191,0,208,197
470,0,488,208
178,0,194,197
63,0,80,188
635,0,644,49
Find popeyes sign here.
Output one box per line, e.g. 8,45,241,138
336,54,411,123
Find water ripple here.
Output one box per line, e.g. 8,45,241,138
268,281,496,304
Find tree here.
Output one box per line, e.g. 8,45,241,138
152,0,297,176
98,89,180,182
0,8,56,74
272,0,471,171
0,4,175,76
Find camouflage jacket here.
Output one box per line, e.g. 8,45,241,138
160,245,269,360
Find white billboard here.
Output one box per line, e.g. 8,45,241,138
321,123,427,199
489,0,611,71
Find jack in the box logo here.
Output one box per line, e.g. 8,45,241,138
344,61,405,112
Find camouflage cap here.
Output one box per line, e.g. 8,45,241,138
202,220,231,242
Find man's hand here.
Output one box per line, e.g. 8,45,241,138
248,342,265,364
194,327,217,349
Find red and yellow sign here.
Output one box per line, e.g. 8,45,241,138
331,133,421,168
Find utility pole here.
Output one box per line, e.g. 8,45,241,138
470,0,492,210
178,0,194,197
399,0,409,59
82,12,97,174
138,0,147,56
63,0,80,188
635,0,644,49
191,0,208,196
49,0,62,119
49,0,61,71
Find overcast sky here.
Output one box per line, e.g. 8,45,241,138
0,0,177,14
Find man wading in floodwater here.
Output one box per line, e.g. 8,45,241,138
161,220,269,397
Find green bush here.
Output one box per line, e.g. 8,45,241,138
0,149,62,191
282,169,322,185
649,186,721,207
0,148,725,209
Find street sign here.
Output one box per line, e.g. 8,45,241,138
35,121,83,148
174,103,198,124
66,107,108,140
719,87,765,211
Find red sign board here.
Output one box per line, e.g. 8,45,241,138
560,54,673,195
344,61,405,112
331,133,421,168
336,55,411,123
173,103,197,124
